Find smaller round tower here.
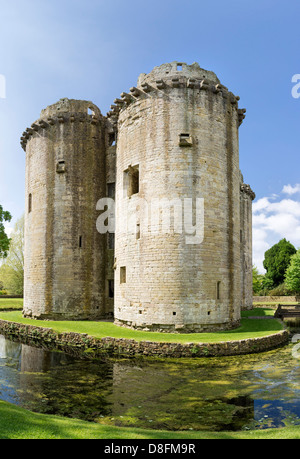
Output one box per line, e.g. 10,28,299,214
240,180,256,310
22,98,108,319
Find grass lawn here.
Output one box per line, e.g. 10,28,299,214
0,400,299,439
0,305,293,440
0,298,23,310
0,309,283,343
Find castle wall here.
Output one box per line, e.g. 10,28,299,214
240,183,255,310
21,62,255,330
113,62,245,332
104,129,117,316
23,99,108,319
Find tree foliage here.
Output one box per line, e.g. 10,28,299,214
0,215,24,295
252,266,264,294
0,205,12,258
285,249,300,293
263,238,297,287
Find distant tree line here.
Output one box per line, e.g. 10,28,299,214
253,238,300,296
0,212,24,296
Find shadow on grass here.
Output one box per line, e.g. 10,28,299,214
0,401,298,440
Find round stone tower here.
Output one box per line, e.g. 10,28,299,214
112,61,248,332
22,98,107,319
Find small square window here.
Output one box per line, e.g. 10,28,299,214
179,133,193,147
56,160,66,173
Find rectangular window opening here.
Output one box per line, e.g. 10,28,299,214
109,132,116,146
108,232,115,249
108,279,114,298
177,63,183,71
120,266,126,284
136,223,140,240
217,281,221,300
28,193,32,213
79,236,82,248
107,182,115,199
124,165,139,197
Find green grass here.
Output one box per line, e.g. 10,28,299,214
0,306,293,439
0,309,283,344
0,400,299,439
0,298,23,310
241,307,275,317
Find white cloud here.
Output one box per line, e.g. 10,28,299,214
282,183,300,195
252,189,300,273
4,223,14,238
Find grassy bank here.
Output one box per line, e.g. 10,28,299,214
0,298,23,310
0,309,283,343
0,400,298,439
0,305,293,440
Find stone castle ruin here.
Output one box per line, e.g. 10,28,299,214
21,61,255,332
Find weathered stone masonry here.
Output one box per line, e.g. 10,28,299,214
21,61,255,332
0,319,289,358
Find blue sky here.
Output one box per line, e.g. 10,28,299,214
0,0,300,272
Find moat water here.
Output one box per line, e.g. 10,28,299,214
0,332,300,432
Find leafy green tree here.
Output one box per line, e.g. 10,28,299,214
285,249,300,293
263,238,296,287
252,265,265,294
0,215,24,295
0,205,12,258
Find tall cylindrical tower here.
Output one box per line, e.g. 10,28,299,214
112,61,247,332
22,98,108,319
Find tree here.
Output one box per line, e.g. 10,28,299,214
285,249,300,293
252,265,264,294
0,215,24,295
263,238,297,287
0,205,12,258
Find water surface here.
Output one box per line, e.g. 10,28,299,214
0,333,300,431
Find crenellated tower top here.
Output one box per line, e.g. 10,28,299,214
20,98,103,151
107,61,246,127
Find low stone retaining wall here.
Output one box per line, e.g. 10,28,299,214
254,296,300,303
0,318,290,359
